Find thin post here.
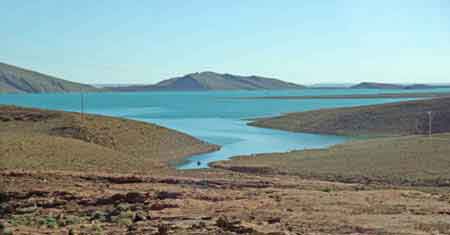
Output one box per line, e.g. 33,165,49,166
80,89,85,125
427,111,432,137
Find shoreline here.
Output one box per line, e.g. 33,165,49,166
233,92,450,100
0,105,219,174
248,97,450,137
2,102,450,235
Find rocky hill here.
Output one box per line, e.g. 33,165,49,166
0,62,97,93
250,97,450,136
109,71,305,91
351,82,450,90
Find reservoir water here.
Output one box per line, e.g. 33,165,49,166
2,88,449,169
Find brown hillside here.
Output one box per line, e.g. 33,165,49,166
0,106,218,173
250,97,450,136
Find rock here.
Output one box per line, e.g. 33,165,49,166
133,211,148,222
68,228,76,235
0,193,8,203
156,224,169,235
125,192,146,203
98,192,147,205
191,221,207,229
149,202,178,211
15,206,38,214
267,217,281,224
216,216,254,233
0,203,11,214
91,211,108,222
156,191,182,200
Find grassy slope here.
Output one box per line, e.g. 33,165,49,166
215,97,450,187
0,106,218,173
250,97,450,136
0,62,97,93
213,133,450,186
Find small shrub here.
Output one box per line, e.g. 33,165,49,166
157,224,169,235
321,188,332,193
1,227,13,235
64,215,83,225
36,216,58,229
45,216,58,229
117,218,133,226
68,228,76,235
0,192,8,203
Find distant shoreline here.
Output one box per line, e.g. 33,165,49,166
234,92,450,100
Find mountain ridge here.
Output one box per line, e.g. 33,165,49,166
0,62,97,93
351,82,450,90
108,71,305,91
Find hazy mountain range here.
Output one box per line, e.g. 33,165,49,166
0,62,449,93
0,62,98,93
108,71,305,91
351,82,450,90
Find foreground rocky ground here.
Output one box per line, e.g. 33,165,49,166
1,170,450,235
2,105,450,234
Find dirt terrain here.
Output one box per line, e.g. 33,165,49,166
2,170,450,235
0,105,218,173
212,133,450,188
2,105,450,234
249,97,450,137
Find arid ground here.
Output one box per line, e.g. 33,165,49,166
1,105,450,235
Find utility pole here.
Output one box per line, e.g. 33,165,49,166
80,89,85,125
427,111,432,137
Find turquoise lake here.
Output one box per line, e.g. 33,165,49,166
2,88,449,169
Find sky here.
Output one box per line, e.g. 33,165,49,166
1,1,449,85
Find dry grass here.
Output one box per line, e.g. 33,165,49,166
213,133,450,187
1,170,450,235
2,105,450,234
250,97,450,136
0,105,218,174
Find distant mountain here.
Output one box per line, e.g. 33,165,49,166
309,83,354,88
403,84,450,89
0,62,97,93
108,71,305,91
352,82,450,90
351,82,404,89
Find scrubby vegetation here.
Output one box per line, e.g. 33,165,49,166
0,105,218,173
213,133,450,187
250,97,450,136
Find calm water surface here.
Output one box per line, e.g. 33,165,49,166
2,88,449,169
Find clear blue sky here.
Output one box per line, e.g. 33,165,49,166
1,1,449,84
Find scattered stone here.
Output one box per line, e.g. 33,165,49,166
0,203,11,215
133,211,148,222
91,211,108,222
268,217,281,224
149,202,178,211
0,193,8,203
15,206,38,214
216,216,254,233
191,221,207,229
125,192,147,203
156,191,182,200
68,228,76,235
